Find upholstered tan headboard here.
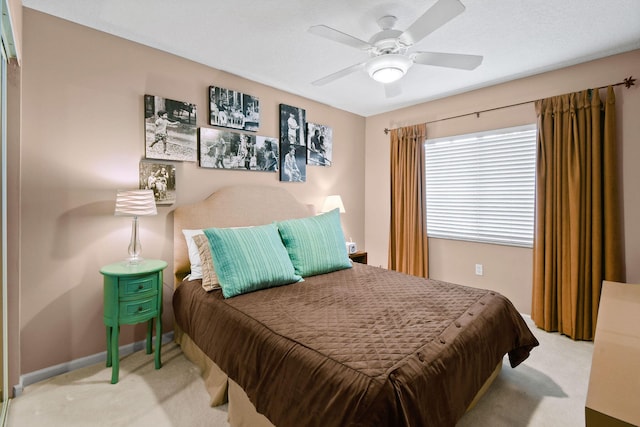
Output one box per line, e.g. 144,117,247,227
172,185,314,286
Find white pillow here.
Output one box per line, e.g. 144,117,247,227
182,229,204,280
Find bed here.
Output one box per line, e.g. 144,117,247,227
172,185,539,427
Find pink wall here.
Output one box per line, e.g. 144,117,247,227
17,9,365,376
365,49,640,313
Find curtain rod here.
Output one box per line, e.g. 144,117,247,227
383,76,636,135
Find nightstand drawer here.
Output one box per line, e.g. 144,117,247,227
119,297,158,323
119,276,157,298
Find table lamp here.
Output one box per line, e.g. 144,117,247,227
321,195,345,213
115,189,157,264
321,195,356,253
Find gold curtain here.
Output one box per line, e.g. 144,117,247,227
388,124,429,277
532,86,623,340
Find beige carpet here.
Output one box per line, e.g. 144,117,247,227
8,315,593,427
7,343,231,427
458,315,594,426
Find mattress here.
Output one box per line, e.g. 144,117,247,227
173,262,539,427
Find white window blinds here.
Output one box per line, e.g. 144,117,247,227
424,124,537,248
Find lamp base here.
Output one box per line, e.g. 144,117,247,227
126,216,144,265
124,256,145,266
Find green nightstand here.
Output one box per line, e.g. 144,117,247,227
100,259,167,384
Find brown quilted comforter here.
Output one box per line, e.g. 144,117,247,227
173,263,539,427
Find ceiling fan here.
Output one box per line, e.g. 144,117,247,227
308,0,483,97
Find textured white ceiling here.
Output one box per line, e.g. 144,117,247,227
22,0,640,116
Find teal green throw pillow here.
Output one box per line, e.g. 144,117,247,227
203,224,302,298
277,209,352,277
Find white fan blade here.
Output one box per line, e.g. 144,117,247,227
312,62,367,86
384,81,402,98
308,25,372,50
400,0,466,45
413,52,483,70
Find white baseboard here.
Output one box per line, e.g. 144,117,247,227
13,331,174,397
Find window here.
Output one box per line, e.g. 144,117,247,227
424,124,537,248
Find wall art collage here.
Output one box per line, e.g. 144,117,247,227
140,89,333,203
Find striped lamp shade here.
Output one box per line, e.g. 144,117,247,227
114,190,157,217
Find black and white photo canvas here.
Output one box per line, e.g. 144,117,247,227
144,94,197,162
256,136,279,172
139,160,176,205
307,122,333,166
279,104,306,182
199,128,276,172
209,86,260,132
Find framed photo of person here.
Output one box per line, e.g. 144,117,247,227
139,160,176,205
255,136,279,172
199,128,276,172
279,104,306,182
209,86,260,132
144,94,197,162
306,122,333,166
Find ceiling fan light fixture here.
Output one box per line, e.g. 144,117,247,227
371,67,404,83
367,54,412,84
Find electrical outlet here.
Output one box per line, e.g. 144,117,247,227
475,264,484,276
